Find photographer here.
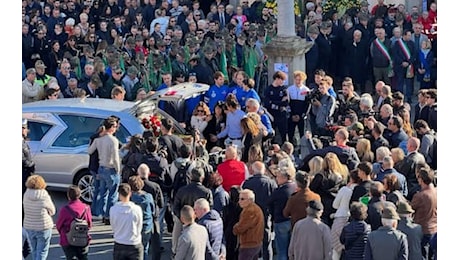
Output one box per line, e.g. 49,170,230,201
335,77,360,124
310,76,336,137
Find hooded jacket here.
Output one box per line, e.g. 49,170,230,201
23,188,56,231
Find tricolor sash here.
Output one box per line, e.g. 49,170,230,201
398,39,414,78
374,38,393,76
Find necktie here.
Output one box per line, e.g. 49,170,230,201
220,13,224,26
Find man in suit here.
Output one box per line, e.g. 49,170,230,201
213,3,230,30
392,29,416,103
305,24,320,85
398,137,426,201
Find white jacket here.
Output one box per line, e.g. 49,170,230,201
23,188,56,231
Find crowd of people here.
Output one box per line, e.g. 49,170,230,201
22,0,438,259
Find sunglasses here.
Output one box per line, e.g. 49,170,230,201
115,71,123,75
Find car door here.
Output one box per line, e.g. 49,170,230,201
22,112,73,188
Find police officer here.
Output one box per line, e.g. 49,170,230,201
264,71,289,143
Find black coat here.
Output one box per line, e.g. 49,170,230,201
392,39,416,76
316,33,332,72
344,39,369,85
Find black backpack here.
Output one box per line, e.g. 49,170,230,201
65,206,89,247
172,161,193,198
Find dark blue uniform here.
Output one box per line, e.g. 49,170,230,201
264,84,289,143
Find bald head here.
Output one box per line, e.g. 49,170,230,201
251,161,266,175
407,137,420,152
137,163,150,179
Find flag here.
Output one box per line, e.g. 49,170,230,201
220,48,229,81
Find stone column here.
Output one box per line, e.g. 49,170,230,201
262,0,313,87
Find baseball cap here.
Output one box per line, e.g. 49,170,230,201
351,122,364,132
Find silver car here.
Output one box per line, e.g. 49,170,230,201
22,82,209,203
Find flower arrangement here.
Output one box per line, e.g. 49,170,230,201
264,0,301,16
141,114,162,137
323,0,361,18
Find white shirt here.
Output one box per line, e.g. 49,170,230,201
287,84,310,101
332,183,357,218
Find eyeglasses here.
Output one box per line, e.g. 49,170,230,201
164,38,171,41
244,24,250,26
63,67,71,70
242,2,248,3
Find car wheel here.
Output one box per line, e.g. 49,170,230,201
75,171,93,204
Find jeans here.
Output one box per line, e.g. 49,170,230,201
26,228,52,260
422,233,434,260
158,192,170,242
90,170,102,216
274,220,291,260
141,230,152,260
113,242,144,260
97,166,120,218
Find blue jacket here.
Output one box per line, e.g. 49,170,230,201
267,181,297,223
204,84,229,112
340,220,371,260
130,191,155,233
242,174,278,218
197,209,226,260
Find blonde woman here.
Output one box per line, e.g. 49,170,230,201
23,175,56,260
240,117,262,162
356,138,375,163
309,152,347,227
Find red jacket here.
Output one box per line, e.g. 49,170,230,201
217,159,246,192
56,199,93,247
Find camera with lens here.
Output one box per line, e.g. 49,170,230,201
361,111,380,119
306,88,322,103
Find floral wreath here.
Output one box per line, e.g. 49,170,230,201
323,0,361,18
141,114,162,137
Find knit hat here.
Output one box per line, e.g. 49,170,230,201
381,206,400,220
